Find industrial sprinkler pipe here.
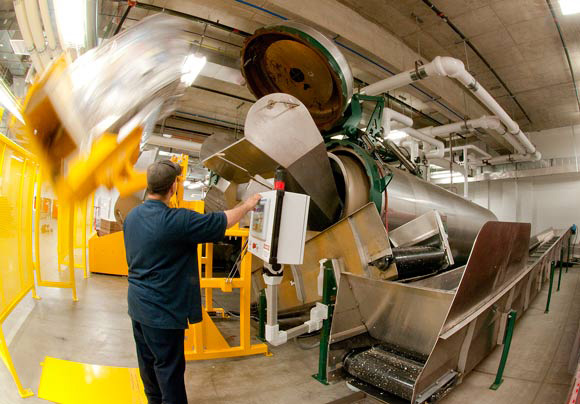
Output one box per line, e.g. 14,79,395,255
361,56,541,163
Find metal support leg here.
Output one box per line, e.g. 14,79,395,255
313,260,337,385
545,261,555,313
567,235,571,273
258,289,266,342
490,310,517,390
558,248,564,291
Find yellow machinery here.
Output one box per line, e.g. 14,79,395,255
38,357,147,404
184,201,269,360
88,231,129,276
1,44,266,402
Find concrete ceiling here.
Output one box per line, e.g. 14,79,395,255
337,0,580,131
98,0,580,153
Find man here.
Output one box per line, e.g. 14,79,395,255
123,160,261,404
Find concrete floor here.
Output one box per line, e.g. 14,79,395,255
0,263,578,403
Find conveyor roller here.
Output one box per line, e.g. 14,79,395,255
343,346,425,401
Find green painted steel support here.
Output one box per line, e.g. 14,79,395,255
313,260,337,385
490,310,517,390
545,261,555,313
557,248,564,291
258,289,266,342
566,234,571,273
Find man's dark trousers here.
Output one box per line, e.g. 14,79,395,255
132,320,187,404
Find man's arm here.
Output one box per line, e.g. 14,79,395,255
224,194,262,228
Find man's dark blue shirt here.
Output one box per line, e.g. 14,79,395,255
123,199,227,329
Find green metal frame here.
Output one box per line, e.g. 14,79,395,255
490,310,517,390
313,260,338,385
567,234,571,273
341,94,385,139
557,248,564,291
545,261,556,313
326,140,392,213
258,289,266,342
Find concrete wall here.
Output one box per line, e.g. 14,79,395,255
458,175,579,235
445,124,580,236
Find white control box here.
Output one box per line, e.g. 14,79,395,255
248,190,310,265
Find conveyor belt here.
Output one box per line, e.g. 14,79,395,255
343,346,425,401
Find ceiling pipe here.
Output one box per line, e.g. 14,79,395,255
419,115,523,156
146,134,202,155
443,145,492,160
401,127,444,159
13,0,45,72
23,0,51,67
38,0,60,58
383,107,413,128
360,56,541,162
85,0,99,49
421,0,532,124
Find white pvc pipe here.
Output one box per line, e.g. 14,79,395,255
39,0,60,57
361,56,540,162
444,145,492,160
13,0,44,71
23,0,51,67
384,107,413,127
147,134,202,155
420,116,525,155
401,127,444,159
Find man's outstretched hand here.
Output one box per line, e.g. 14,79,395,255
225,193,262,228
243,194,262,211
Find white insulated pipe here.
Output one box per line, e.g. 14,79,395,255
419,115,523,154
361,56,540,163
443,145,492,160
147,134,202,155
401,127,444,159
23,0,51,67
383,107,413,127
39,0,60,57
13,0,44,71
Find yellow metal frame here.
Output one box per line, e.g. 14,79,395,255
33,171,81,302
184,204,269,360
0,133,37,398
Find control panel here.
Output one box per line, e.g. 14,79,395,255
248,190,310,265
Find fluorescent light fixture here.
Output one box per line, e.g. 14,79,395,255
183,180,191,186
53,0,87,48
158,150,171,156
560,0,580,15
162,133,172,138
386,130,407,141
181,54,207,86
330,134,346,140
